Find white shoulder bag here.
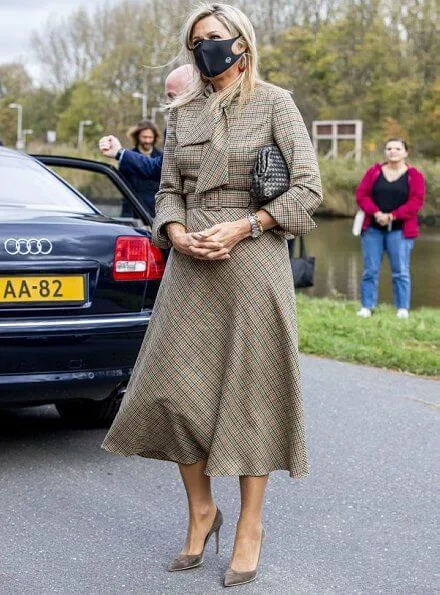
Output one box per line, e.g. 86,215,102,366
352,210,365,236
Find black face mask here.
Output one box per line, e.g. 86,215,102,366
193,35,244,78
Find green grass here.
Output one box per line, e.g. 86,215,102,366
296,294,440,377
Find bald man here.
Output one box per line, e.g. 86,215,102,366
165,63,196,101
98,64,196,217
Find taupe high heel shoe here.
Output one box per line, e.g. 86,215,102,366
223,528,265,587
168,508,223,572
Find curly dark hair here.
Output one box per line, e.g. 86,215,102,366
129,119,160,146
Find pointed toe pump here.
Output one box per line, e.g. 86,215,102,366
223,528,265,588
168,508,223,572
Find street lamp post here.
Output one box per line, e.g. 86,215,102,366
132,92,148,119
8,103,23,150
23,129,33,149
151,107,162,123
78,120,93,148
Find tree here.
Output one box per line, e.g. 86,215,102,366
0,63,33,99
260,26,328,128
56,81,105,145
30,0,189,91
22,0,439,155
0,63,34,146
21,89,59,141
414,78,440,156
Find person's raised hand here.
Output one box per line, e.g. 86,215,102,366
98,135,122,158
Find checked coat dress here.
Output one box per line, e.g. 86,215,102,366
102,81,323,478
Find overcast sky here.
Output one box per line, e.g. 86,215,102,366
0,0,120,78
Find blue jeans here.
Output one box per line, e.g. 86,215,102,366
360,227,414,309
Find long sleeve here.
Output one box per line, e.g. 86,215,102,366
152,109,187,248
392,169,425,220
261,90,323,237
355,167,380,215
119,150,162,180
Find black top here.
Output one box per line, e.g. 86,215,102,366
371,170,409,231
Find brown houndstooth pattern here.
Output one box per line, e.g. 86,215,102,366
102,82,323,478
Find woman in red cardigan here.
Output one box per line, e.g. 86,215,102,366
355,138,425,318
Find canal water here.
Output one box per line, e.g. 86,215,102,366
300,218,439,309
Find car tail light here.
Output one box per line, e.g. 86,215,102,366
113,236,166,281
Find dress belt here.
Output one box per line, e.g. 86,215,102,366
186,189,257,211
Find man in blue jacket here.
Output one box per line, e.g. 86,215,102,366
98,64,195,217
119,119,162,217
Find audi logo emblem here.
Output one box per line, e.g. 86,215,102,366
4,238,53,256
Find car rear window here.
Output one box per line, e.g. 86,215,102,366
0,158,95,214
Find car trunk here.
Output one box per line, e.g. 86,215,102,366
0,211,158,382
0,153,164,392
0,211,149,318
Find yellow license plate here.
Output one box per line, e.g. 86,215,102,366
0,275,86,304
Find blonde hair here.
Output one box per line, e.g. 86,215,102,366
168,3,259,110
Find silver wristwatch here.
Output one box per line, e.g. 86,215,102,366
247,213,263,239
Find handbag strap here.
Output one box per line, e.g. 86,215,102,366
288,237,307,259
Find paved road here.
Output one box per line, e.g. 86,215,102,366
1,356,438,595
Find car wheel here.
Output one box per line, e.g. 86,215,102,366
55,386,125,428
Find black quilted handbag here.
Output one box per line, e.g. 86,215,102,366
250,144,290,206
288,237,315,288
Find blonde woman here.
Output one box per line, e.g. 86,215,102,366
103,2,322,587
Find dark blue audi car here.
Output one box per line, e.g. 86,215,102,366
0,147,166,426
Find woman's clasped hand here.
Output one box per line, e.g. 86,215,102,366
373,211,393,226
167,220,250,260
